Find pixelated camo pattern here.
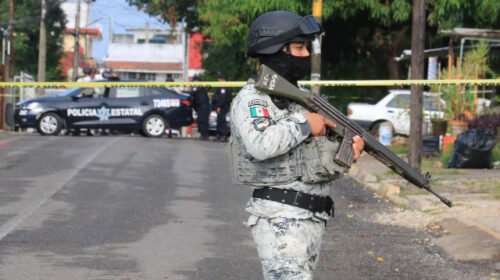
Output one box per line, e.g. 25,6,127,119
231,80,335,220
250,216,325,280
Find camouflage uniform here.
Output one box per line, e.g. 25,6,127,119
230,79,344,279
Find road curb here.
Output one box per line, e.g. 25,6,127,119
434,217,500,261
349,156,500,262
349,165,410,206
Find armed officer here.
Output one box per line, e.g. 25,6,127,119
230,11,365,279
212,73,233,142
191,75,210,140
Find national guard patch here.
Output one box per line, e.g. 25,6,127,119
253,118,271,131
248,99,268,107
250,107,270,118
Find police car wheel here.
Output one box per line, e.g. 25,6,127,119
143,115,167,137
37,113,62,136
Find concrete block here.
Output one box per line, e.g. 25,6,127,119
407,195,438,211
363,173,379,183
434,227,500,261
364,183,380,192
377,183,400,198
436,218,469,234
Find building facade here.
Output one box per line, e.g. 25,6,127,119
105,27,187,81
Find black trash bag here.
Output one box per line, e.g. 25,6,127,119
448,128,497,168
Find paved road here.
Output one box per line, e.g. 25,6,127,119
0,134,496,280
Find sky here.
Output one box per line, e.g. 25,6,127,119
80,0,172,61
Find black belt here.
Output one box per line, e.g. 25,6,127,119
252,187,334,217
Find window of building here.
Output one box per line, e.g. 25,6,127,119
146,73,156,81
127,72,137,80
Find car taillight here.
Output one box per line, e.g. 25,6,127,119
347,108,353,115
181,100,191,106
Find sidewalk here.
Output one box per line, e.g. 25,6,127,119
349,153,500,262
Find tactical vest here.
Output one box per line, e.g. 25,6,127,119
231,135,347,186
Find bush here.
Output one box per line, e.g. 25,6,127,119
493,144,500,162
467,113,500,134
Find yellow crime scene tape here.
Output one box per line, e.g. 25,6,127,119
0,79,499,97
0,79,498,89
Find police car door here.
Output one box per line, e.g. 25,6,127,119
65,87,109,128
105,87,149,129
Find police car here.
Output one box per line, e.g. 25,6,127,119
14,82,193,137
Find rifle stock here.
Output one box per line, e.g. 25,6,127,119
255,65,452,207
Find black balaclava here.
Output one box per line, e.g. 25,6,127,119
258,43,311,87
258,43,311,109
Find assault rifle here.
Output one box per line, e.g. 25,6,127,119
255,65,453,207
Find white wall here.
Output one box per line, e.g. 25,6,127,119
107,43,185,63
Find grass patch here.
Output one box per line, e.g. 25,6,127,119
396,202,410,211
383,169,398,176
492,143,500,162
398,188,429,197
438,145,454,168
459,178,500,193
388,145,408,155
421,208,444,215
429,169,468,175
490,193,500,200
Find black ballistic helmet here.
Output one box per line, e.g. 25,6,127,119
247,11,322,57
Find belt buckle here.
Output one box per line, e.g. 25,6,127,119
293,191,302,206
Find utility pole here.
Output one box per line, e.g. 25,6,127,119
37,0,47,97
0,31,5,131
409,0,425,171
1,0,14,130
5,0,14,81
145,22,150,43
84,0,91,58
72,0,81,81
311,0,322,94
108,17,113,45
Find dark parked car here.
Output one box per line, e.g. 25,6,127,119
14,81,193,137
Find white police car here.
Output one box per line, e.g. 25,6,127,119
14,82,193,137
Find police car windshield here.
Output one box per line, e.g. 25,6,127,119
58,88,82,97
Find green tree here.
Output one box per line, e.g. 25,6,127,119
0,0,66,81
128,0,500,110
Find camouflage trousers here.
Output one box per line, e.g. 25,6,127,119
249,215,325,280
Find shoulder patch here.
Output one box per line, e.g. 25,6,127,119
253,118,271,131
250,107,270,118
248,99,268,107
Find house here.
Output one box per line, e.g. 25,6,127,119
104,26,186,81
104,24,209,81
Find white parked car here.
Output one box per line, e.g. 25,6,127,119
347,90,445,136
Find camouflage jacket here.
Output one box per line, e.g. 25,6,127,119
230,79,338,220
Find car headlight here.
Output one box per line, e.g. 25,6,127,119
27,102,43,113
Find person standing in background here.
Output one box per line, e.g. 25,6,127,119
191,75,210,140
212,73,233,142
